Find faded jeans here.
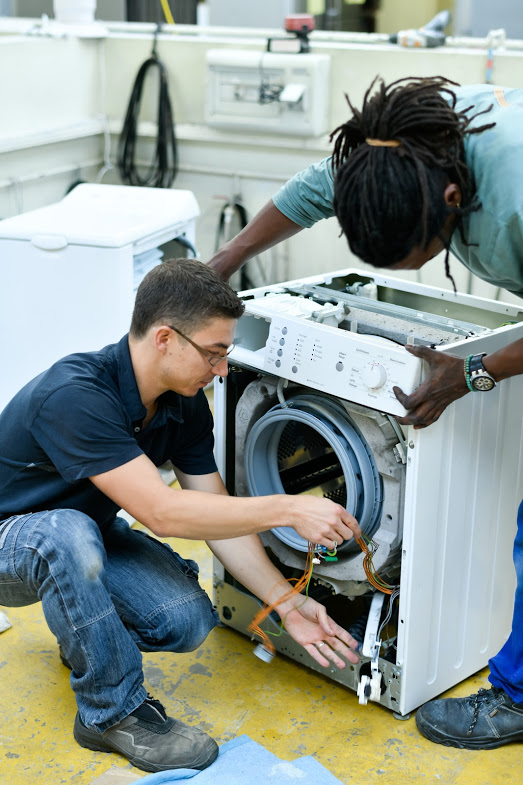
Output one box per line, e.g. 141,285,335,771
0,510,219,732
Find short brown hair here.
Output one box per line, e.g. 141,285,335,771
130,258,245,338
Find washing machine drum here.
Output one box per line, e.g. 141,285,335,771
244,394,383,554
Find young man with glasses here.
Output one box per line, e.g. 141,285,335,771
0,258,360,774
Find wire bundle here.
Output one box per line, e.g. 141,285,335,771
356,534,399,594
248,535,399,652
118,49,178,188
377,587,401,644
247,543,315,654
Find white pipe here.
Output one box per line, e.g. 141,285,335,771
0,158,103,192
0,120,105,155
115,158,289,183
2,18,522,50
103,22,523,49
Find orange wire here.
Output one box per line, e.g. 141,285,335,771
247,544,314,653
356,536,397,595
248,536,398,652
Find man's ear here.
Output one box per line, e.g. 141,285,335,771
154,325,173,354
443,183,462,208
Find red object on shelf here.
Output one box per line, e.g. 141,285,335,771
284,14,315,33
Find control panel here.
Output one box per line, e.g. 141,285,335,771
263,315,421,415
230,293,422,416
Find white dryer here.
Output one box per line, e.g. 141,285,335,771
213,267,523,717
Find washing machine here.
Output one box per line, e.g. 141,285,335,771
213,267,523,717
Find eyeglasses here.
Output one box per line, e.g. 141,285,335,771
169,325,235,367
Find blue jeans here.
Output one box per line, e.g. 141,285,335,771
489,498,523,703
0,511,219,732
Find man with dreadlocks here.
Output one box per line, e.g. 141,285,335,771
209,76,523,749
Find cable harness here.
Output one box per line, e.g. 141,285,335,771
118,32,178,189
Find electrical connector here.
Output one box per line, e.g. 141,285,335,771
253,643,274,663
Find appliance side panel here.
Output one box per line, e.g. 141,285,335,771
0,241,133,411
213,376,227,483
399,331,523,715
212,374,228,585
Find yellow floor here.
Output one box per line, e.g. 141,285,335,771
0,534,520,785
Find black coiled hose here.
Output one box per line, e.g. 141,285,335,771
118,49,178,189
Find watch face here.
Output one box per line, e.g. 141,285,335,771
471,375,495,391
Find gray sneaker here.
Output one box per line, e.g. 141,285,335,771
416,686,523,749
74,696,219,772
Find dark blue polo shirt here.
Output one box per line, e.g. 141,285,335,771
0,335,217,527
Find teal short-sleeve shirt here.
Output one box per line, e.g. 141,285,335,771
273,85,523,296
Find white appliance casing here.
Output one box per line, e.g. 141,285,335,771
213,267,523,716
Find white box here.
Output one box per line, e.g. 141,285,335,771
205,49,330,137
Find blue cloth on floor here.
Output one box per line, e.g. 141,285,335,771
137,734,344,784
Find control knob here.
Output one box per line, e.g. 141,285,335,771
362,362,387,390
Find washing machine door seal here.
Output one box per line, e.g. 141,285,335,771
244,393,383,553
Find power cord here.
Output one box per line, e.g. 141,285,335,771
118,24,178,188
172,234,198,259
215,199,255,290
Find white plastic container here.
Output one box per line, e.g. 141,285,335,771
53,0,97,25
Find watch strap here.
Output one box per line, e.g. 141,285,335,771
465,353,496,391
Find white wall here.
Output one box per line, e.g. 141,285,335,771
0,33,105,216
1,21,523,302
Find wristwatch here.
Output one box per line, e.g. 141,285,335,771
465,353,497,392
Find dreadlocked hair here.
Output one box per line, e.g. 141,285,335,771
331,76,495,289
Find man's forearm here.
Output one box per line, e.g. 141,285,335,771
208,533,299,617
207,200,303,281
92,458,359,550
483,337,523,381
150,489,291,540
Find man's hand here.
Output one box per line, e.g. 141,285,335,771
281,596,360,667
289,496,361,548
393,345,469,429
